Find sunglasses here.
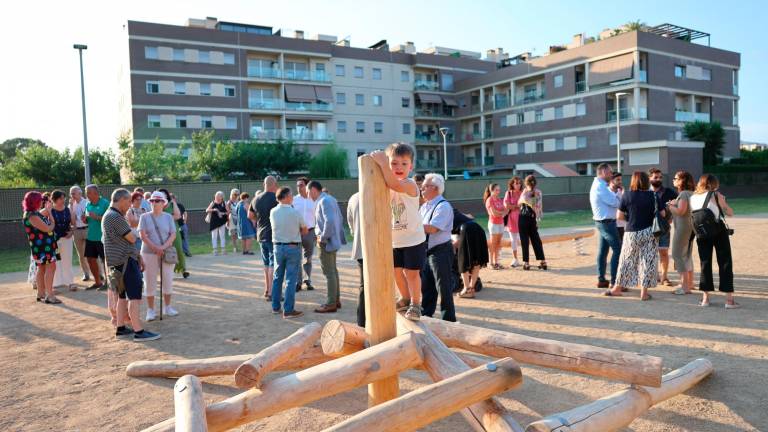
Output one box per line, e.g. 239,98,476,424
150,199,164,203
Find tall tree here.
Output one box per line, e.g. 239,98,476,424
309,142,349,179
0,137,45,164
623,20,647,32
683,121,726,166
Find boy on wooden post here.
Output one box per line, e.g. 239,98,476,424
371,143,426,321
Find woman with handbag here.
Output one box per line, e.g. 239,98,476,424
517,175,547,271
139,191,178,321
689,174,738,308
605,171,663,300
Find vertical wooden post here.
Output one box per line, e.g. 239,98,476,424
174,375,208,432
358,154,399,406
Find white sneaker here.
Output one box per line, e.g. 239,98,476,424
213,249,219,256
146,308,157,321
511,259,520,268
164,306,179,317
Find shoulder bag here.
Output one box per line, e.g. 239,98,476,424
204,202,213,224
150,214,178,264
652,193,670,238
691,191,730,240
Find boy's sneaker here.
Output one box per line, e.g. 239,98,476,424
164,306,179,317
146,308,157,322
283,310,304,318
396,298,411,312
404,304,421,321
115,326,134,339
133,330,161,342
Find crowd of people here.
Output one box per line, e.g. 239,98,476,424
20,144,740,343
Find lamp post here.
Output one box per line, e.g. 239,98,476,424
614,92,628,173
74,44,91,186
439,127,449,179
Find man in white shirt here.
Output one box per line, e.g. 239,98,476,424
293,177,316,291
69,185,92,281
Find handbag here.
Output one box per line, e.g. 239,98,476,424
204,202,213,224
150,214,178,264
652,194,670,238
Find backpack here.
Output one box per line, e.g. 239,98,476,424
691,191,724,240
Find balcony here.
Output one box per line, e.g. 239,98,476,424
285,101,333,112
575,81,586,93
606,108,634,122
484,156,494,166
285,129,334,141
463,156,493,167
733,84,738,96
639,70,648,82
283,70,331,83
414,80,440,91
250,128,283,141
247,66,281,79
414,108,452,118
514,90,546,105
416,159,440,170
470,104,482,114
675,111,710,123
459,132,482,143
248,98,284,110
494,95,510,110
483,101,494,112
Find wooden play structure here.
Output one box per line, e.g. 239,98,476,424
128,155,713,432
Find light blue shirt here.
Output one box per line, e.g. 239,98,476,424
590,177,620,221
314,193,347,252
419,195,454,250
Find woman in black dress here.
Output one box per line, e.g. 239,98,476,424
452,208,488,298
206,191,229,255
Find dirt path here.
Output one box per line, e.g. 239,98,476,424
1,216,766,431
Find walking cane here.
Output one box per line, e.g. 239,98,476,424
158,254,163,320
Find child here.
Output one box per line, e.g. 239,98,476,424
371,143,426,321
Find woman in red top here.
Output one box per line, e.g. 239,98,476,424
504,176,523,267
484,183,508,269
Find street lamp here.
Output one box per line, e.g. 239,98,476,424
74,44,91,186
439,127,449,180
614,92,628,173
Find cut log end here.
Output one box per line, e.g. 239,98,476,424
233,363,260,389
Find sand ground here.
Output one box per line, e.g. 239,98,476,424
1,216,766,432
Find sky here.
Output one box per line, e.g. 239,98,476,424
1,0,766,152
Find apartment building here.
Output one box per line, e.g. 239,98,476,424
122,19,740,177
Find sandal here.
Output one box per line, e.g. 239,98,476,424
396,298,411,312
661,278,672,286
673,287,690,295
44,296,63,304
458,289,475,299
603,290,621,297
69,284,79,292
641,294,653,301
523,263,531,271
538,262,548,270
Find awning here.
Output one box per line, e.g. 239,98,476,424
416,92,443,104
589,53,634,86
285,84,317,103
314,86,333,103
441,96,458,106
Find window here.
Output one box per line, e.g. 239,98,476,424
337,120,347,133
146,81,159,94
441,73,454,91
516,113,525,124
609,131,617,145
535,110,543,122
401,71,409,82
223,53,235,65
555,138,564,151
675,65,686,78
145,46,158,59
226,117,237,129
374,122,383,134
224,86,236,97
200,83,211,96
355,94,364,106
174,82,186,95
402,123,411,134
535,141,544,152
702,68,712,80
555,106,564,119
354,66,364,78
373,95,382,106
500,116,507,127
576,103,586,116
335,65,345,76
356,121,365,133
577,136,587,148
517,142,525,154
147,115,161,128
202,116,213,128
554,74,563,88
176,116,187,128
401,97,410,108
173,49,184,61
372,68,382,80
336,92,346,104
198,51,210,63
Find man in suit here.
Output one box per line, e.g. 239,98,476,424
309,180,346,313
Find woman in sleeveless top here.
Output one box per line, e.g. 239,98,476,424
503,176,523,267
666,171,696,295
518,175,547,270
51,190,76,291
23,191,61,304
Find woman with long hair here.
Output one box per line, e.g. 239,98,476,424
517,175,546,270
23,191,61,304
51,190,76,291
235,192,256,255
666,170,696,295
503,176,523,267
689,174,738,308
484,183,508,269
605,171,662,300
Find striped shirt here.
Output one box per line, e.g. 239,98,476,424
102,207,138,267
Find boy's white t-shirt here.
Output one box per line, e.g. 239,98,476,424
390,179,426,248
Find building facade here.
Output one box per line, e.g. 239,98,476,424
122,19,740,177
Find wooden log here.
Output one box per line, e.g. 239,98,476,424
494,229,594,248
173,375,208,432
358,154,399,406
126,344,331,379
234,322,323,388
141,333,425,432
321,319,369,357
397,314,525,432
324,358,523,432
421,317,663,387
526,358,713,432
